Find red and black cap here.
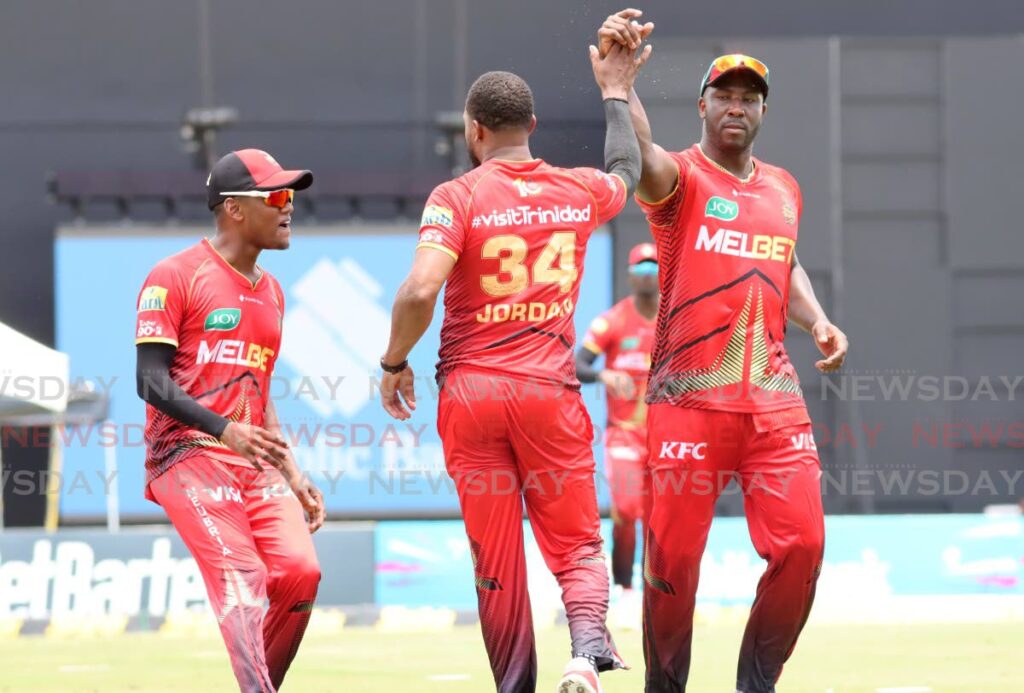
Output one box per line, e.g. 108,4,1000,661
207,148,313,210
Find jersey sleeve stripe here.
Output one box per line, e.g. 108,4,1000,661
582,340,603,354
135,337,179,347
636,168,681,206
416,242,459,261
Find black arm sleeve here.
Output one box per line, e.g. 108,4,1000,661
603,98,642,196
136,343,230,439
575,347,602,384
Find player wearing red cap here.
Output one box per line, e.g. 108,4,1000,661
599,10,849,693
379,40,651,693
136,149,325,692
576,242,659,628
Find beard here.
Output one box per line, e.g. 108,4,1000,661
715,119,760,152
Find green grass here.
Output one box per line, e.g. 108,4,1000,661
4,621,1023,692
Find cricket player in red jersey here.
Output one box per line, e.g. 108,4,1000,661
600,10,849,692
135,149,325,692
576,242,659,625
378,42,651,693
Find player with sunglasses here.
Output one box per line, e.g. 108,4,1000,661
598,10,849,693
135,148,325,692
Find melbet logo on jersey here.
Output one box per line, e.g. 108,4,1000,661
204,308,241,332
705,196,739,221
471,205,591,229
197,339,275,372
138,286,168,312
695,225,795,264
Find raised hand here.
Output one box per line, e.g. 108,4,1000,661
589,38,653,101
598,8,654,58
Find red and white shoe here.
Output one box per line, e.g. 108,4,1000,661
557,657,602,693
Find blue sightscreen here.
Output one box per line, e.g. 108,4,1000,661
55,228,612,518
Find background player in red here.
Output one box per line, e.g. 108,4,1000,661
599,10,849,693
378,40,651,693
576,241,659,629
135,149,325,692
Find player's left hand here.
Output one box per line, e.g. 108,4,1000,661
380,364,417,420
292,478,326,533
811,320,848,372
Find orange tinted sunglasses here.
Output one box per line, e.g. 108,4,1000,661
219,189,295,209
701,54,770,94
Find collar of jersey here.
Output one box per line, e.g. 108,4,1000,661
486,157,543,168
696,144,758,184
202,238,265,291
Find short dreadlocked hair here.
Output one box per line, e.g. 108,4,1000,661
466,71,534,132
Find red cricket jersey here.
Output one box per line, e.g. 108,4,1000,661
582,296,656,428
417,158,627,387
135,239,285,488
636,144,805,413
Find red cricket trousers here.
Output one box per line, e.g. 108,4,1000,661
643,405,824,693
438,367,624,693
148,455,321,692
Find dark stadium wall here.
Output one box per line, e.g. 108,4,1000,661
0,0,1022,521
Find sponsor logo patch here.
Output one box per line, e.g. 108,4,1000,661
138,286,168,312
658,441,708,460
704,196,739,221
204,308,241,332
512,178,542,197
421,204,454,227
136,320,163,338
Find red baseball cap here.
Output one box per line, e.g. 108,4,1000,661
207,149,313,209
628,242,657,266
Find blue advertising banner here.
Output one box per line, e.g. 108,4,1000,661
55,226,611,518
375,514,1024,614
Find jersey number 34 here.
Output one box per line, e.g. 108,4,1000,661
480,231,578,297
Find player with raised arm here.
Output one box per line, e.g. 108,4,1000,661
599,10,849,693
378,40,651,693
136,149,325,693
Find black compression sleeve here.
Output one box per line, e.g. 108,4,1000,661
603,98,641,196
575,347,602,384
136,343,231,439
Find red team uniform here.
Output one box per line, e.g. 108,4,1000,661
136,239,319,692
638,145,825,692
418,158,628,691
582,295,655,589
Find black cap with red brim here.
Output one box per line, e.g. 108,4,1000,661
207,148,313,209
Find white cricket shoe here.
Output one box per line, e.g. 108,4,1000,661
557,656,602,693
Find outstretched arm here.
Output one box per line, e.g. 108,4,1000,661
788,253,849,372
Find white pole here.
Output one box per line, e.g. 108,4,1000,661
104,420,120,532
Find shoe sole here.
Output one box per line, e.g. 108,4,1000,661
557,674,598,693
